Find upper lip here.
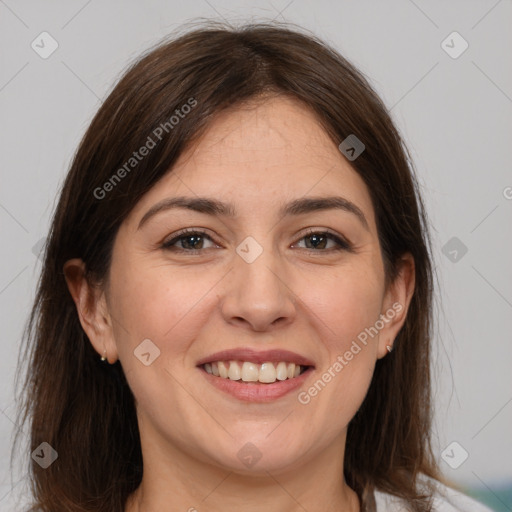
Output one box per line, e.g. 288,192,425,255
196,348,315,367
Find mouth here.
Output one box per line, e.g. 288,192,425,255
196,348,315,402
200,360,310,384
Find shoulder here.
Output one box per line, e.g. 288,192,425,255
373,479,494,512
429,482,494,512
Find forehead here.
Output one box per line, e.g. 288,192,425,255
126,96,376,229
185,95,340,168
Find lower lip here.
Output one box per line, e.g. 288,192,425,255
199,367,314,402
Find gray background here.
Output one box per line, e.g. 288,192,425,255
1,0,511,510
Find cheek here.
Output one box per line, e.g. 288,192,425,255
295,266,382,422
300,263,384,349
107,261,219,434
108,259,217,360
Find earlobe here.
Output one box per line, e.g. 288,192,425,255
377,253,415,359
63,258,118,363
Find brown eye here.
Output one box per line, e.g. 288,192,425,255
162,229,216,253
294,229,352,252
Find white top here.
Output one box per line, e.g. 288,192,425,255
374,481,494,511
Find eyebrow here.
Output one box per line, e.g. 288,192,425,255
137,195,369,231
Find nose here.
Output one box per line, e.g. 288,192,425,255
220,242,297,332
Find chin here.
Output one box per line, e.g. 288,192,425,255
202,434,310,476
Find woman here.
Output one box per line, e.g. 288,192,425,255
15,21,493,512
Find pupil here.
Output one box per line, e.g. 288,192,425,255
307,234,326,249
185,235,202,249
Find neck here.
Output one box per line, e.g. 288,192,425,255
125,426,360,512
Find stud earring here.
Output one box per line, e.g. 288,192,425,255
386,345,393,353
100,349,107,362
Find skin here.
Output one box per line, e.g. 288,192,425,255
64,95,415,512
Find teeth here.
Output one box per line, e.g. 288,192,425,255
218,361,229,378
228,361,241,380
275,361,288,381
203,360,307,384
259,362,277,383
241,362,259,382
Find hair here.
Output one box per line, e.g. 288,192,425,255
14,19,444,512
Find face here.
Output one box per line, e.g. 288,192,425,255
66,95,413,477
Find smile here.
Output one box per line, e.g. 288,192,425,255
202,360,309,384
196,348,315,402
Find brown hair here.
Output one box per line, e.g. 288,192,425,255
15,19,443,511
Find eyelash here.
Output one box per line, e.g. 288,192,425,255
161,227,353,254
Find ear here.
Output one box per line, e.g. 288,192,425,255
376,252,415,359
63,258,118,364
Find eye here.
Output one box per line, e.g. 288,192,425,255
293,228,353,252
161,228,218,253
161,227,353,254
